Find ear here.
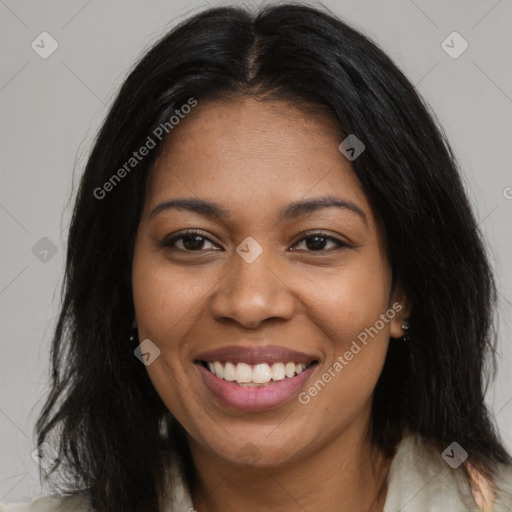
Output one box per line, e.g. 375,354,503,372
389,286,412,339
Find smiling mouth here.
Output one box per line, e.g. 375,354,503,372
197,360,319,387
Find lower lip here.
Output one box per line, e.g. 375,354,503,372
196,363,317,411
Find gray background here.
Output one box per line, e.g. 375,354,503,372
1,0,511,502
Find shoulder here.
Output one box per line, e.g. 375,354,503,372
385,431,512,512
466,460,512,512
0,494,91,512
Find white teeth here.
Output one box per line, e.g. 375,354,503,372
205,361,310,384
214,361,223,377
235,362,252,383
223,361,236,381
296,363,306,375
252,363,272,383
284,362,295,378
271,362,285,381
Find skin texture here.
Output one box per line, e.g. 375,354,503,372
132,97,410,512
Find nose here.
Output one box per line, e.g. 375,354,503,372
209,245,296,329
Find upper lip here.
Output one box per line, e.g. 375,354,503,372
194,345,318,365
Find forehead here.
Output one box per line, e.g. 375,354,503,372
145,97,371,222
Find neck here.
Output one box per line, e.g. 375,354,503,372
187,422,392,512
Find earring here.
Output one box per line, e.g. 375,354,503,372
129,319,138,342
401,320,410,341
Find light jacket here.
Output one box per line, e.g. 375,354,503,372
2,431,511,511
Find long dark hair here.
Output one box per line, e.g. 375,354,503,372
35,3,511,511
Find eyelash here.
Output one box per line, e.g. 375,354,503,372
161,229,349,253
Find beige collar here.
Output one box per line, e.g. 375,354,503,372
163,432,512,512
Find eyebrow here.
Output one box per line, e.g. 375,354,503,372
148,195,367,225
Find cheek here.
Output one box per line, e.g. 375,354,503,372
132,250,212,346
296,270,391,423
303,254,392,349
301,257,391,395
131,249,211,431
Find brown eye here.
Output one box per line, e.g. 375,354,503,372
291,233,348,252
161,230,220,252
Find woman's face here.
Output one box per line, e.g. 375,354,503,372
132,97,406,468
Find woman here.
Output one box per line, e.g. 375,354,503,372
2,3,511,511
